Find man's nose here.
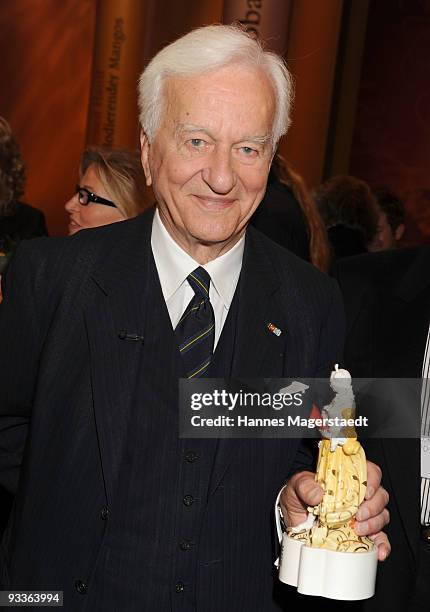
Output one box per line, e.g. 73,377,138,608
64,193,79,213
201,148,236,194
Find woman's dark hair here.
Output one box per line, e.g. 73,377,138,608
314,175,379,245
271,154,331,272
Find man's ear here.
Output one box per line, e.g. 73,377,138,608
140,130,152,187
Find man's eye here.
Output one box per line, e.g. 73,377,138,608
189,138,205,147
240,146,258,156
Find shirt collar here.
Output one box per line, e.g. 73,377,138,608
151,208,244,308
204,234,244,309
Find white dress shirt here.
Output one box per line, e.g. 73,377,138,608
151,208,244,348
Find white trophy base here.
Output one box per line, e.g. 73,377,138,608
279,534,378,600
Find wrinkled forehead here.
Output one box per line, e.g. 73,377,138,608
159,63,277,136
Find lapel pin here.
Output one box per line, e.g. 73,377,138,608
267,322,282,337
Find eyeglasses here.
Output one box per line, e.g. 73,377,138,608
76,185,117,208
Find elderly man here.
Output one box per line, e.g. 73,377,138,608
0,25,388,611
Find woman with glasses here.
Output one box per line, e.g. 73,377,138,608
65,147,150,235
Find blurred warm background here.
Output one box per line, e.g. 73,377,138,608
1,0,429,242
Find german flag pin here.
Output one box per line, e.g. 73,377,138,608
267,322,282,337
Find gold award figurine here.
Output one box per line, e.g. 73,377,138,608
277,365,378,600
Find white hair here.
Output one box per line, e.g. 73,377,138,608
138,24,293,147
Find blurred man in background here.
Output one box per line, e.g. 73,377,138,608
368,188,405,252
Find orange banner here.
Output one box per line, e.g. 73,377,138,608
222,0,292,54
86,0,147,149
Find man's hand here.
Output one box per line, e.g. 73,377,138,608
280,460,391,561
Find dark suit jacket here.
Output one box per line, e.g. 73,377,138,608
332,247,430,612
0,209,344,611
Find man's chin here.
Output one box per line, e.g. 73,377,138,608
187,216,245,243
190,228,241,247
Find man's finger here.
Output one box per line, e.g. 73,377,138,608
355,508,390,536
280,471,323,527
364,461,382,499
357,486,389,521
294,474,324,508
369,531,391,561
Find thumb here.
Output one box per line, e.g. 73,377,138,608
281,471,323,527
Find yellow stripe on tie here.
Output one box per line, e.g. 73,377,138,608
189,273,209,294
188,360,211,378
179,324,214,352
177,300,205,326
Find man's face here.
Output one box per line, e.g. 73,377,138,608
141,63,276,257
368,210,404,251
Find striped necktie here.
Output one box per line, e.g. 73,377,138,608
175,267,215,378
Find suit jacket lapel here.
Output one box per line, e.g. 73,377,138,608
210,228,289,494
231,227,287,377
84,212,154,504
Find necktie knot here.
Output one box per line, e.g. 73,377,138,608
187,267,211,299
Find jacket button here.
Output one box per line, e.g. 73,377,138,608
185,450,199,463
175,581,184,593
100,506,110,520
183,494,195,507
75,580,88,594
179,539,192,551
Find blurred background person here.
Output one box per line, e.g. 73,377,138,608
65,147,150,235
0,116,48,516
333,246,430,612
314,174,379,261
0,117,47,273
368,187,406,252
405,189,430,245
251,153,331,272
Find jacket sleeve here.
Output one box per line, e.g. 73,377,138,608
0,241,52,494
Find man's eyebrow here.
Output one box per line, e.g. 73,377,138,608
240,133,272,146
175,123,213,138
175,123,272,146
